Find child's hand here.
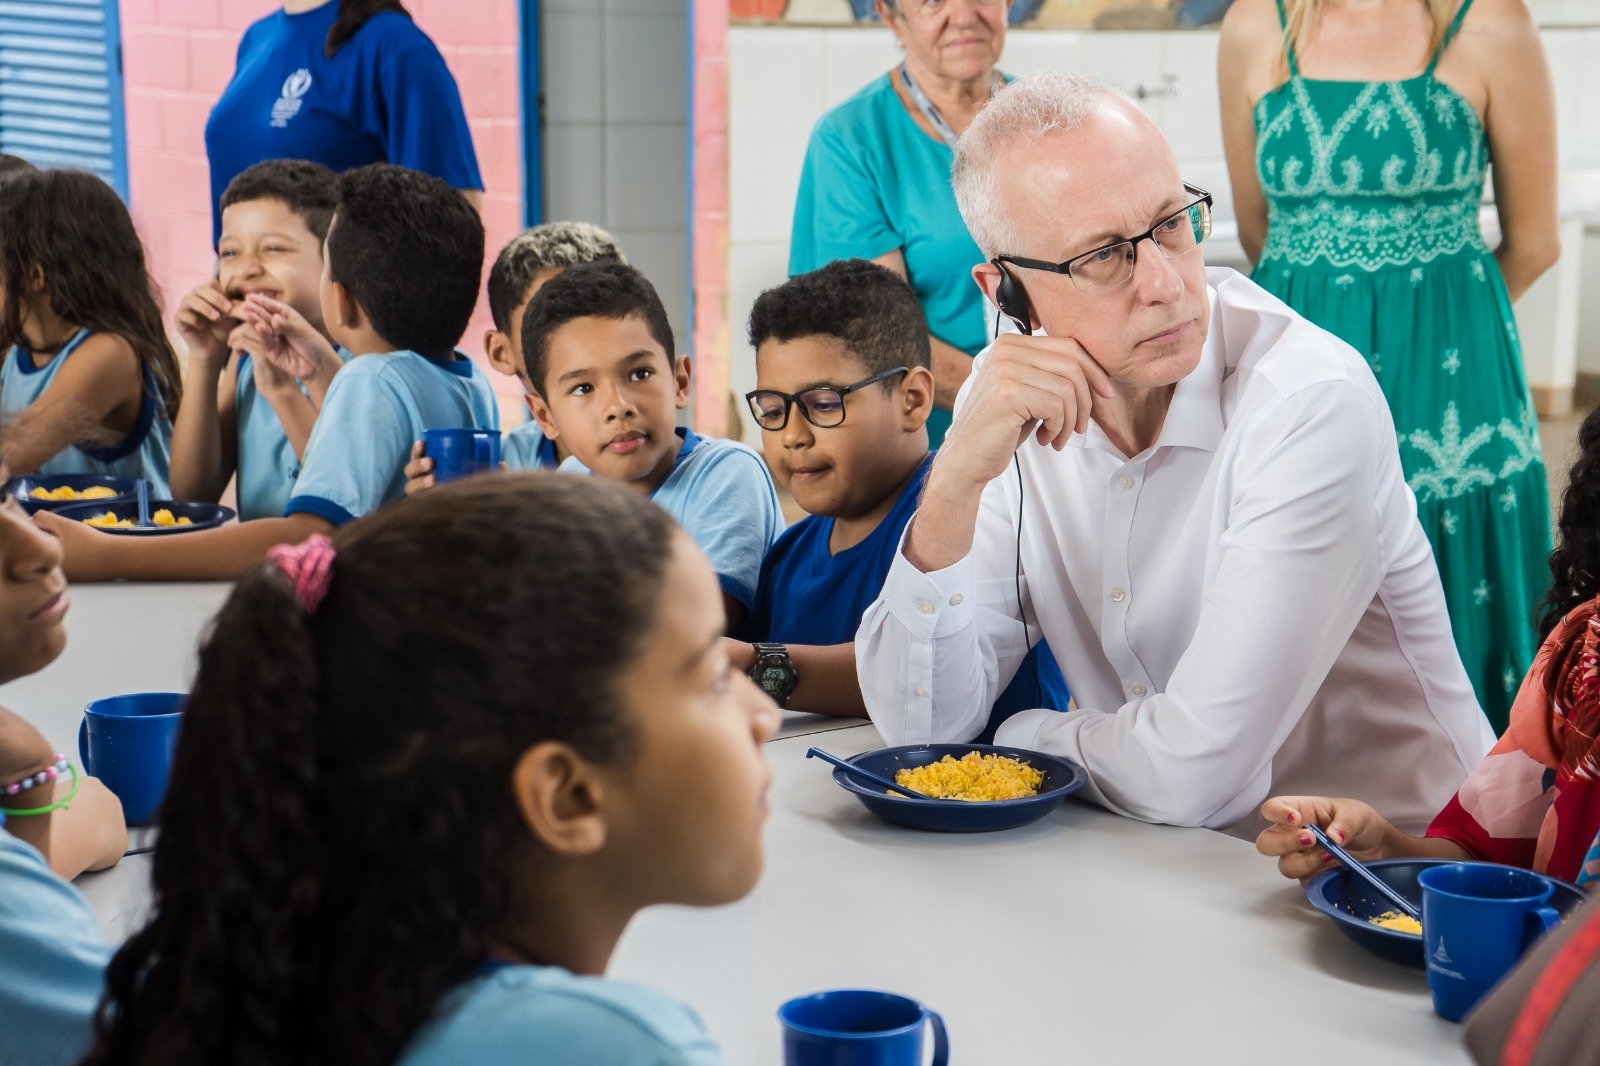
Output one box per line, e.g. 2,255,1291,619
174,281,237,365
403,440,437,496
232,321,297,398
239,294,338,384
31,509,120,582
1256,796,1393,882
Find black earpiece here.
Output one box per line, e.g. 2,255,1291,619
991,259,1033,336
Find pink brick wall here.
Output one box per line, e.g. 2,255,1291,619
691,0,729,436
120,0,524,399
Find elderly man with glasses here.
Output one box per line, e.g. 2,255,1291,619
856,73,1494,839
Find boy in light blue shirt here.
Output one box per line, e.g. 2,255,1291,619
406,221,626,479
170,159,351,521
486,223,624,471
506,263,781,631
42,164,497,581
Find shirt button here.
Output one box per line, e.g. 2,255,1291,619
915,685,930,698
1110,587,1126,603
918,601,935,615
1131,684,1148,697
949,593,964,606
1117,475,1134,489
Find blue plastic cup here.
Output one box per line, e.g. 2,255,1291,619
779,989,948,1066
1419,862,1562,1022
422,428,501,483
78,693,185,826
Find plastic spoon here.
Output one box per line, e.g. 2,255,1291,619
1308,823,1422,921
135,480,151,528
805,747,938,802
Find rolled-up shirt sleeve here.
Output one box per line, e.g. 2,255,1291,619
857,464,1039,745
1000,381,1390,828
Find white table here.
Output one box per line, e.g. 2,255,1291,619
36,585,1470,1064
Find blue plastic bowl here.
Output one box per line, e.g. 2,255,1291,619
7,474,144,515
53,499,236,535
1305,858,1588,968
831,743,1088,832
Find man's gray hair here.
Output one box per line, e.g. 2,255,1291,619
952,72,1128,257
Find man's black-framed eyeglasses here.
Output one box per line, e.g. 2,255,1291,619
995,183,1214,296
745,366,910,431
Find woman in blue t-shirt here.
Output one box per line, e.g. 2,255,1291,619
789,0,1010,447
205,0,482,240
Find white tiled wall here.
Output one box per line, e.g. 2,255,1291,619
727,25,1600,435
540,0,691,344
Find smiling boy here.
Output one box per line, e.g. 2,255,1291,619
170,160,347,520
735,260,1070,726
519,262,782,631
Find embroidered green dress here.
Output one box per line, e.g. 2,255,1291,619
1252,0,1549,732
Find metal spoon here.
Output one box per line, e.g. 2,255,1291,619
1308,823,1422,921
805,747,941,802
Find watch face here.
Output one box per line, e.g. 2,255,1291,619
759,665,791,690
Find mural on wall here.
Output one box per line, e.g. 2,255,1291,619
732,0,1597,30
731,0,1233,30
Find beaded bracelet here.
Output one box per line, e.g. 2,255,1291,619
0,760,80,818
3,754,67,796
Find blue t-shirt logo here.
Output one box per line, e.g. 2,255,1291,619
270,69,313,128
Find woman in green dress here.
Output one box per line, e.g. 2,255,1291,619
1219,0,1561,732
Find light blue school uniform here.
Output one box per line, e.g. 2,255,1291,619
503,417,559,470
286,350,499,526
558,429,782,611
0,824,114,1066
232,347,352,521
0,329,173,495
401,963,723,1066
790,73,1009,448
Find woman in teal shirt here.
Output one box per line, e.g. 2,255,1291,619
790,0,1010,446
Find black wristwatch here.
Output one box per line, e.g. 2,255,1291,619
749,642,798,707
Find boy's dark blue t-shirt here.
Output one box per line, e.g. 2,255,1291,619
748,453,1070,741
204,3,482,240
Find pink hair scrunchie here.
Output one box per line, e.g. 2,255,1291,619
267,533,336,615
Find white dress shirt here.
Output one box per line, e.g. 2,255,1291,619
857,268,1494,837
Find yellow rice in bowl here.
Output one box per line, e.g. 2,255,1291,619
893,752,1044,802
30,484,118,501
1368,911,1422,934
83,508,192,529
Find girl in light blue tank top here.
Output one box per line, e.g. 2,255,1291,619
0,329,173,496
0,170,181,495
83,478,764,1065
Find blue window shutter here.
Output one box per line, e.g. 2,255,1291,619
0,0,129,199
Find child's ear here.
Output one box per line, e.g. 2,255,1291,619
510,742,608,858
899,366,935,432
485,329,519,378
673,354,692,411
25,263,46,295
527,386,561,440
327,279,361,332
